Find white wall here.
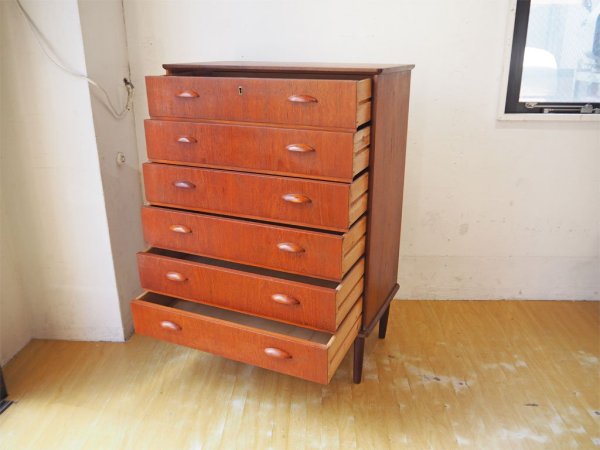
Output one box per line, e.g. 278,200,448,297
123,0,599,301
78,0,145,337
0,3,30,365
0,187,31,366
0,0,129,363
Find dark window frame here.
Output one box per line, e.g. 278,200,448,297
505,0,600,114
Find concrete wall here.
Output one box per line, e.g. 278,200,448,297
122,0,599,301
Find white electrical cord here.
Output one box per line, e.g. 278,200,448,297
15,0,134,119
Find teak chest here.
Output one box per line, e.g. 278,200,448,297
132,62,413,384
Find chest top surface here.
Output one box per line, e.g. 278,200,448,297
162,61,414,76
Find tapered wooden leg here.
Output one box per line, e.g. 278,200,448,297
378,305,391,339
353,336,365,384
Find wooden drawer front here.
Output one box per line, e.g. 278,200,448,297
131,293,362,384
145,120,370,182
146,76,372,129
142,207,366,281
143,163,367,231
137,249,365,332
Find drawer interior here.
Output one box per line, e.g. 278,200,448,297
139,292,333,345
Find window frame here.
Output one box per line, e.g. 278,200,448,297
504,0,600,114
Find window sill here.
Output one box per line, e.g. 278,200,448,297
498,113,600,122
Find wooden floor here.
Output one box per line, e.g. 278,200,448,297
0,301,598,450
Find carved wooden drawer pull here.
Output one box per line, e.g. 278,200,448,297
271,294,300,306
177,136,197,143
176,90,199,98
165,271,187,282
287,94,318,103
277,242,305,253
282,193,311,204
173,180,195,189
286,143,315,153
264,347,292,359
169,224,192,234
160,320,182,331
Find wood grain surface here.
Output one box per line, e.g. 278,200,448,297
162,61,415,75
362,70,412,330
131,293,362,384
141,206,366,281
137,249,364,332
146,76,371,129
144,119,369,182
2,300,598,449
138,63,412,385
143,163,367,231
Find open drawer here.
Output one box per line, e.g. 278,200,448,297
144,120,370,183
142,206,367,281
138,248,364,333
131,292,362,384
146,76,372,130
143,163,368,232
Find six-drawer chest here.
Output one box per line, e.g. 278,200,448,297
132,62,413,384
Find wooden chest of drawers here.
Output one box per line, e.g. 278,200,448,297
132,62,413,384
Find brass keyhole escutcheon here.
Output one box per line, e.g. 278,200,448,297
238,86,243,95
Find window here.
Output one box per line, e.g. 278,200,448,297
505,0,600,114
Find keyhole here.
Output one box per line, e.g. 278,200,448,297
238,86,243,96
